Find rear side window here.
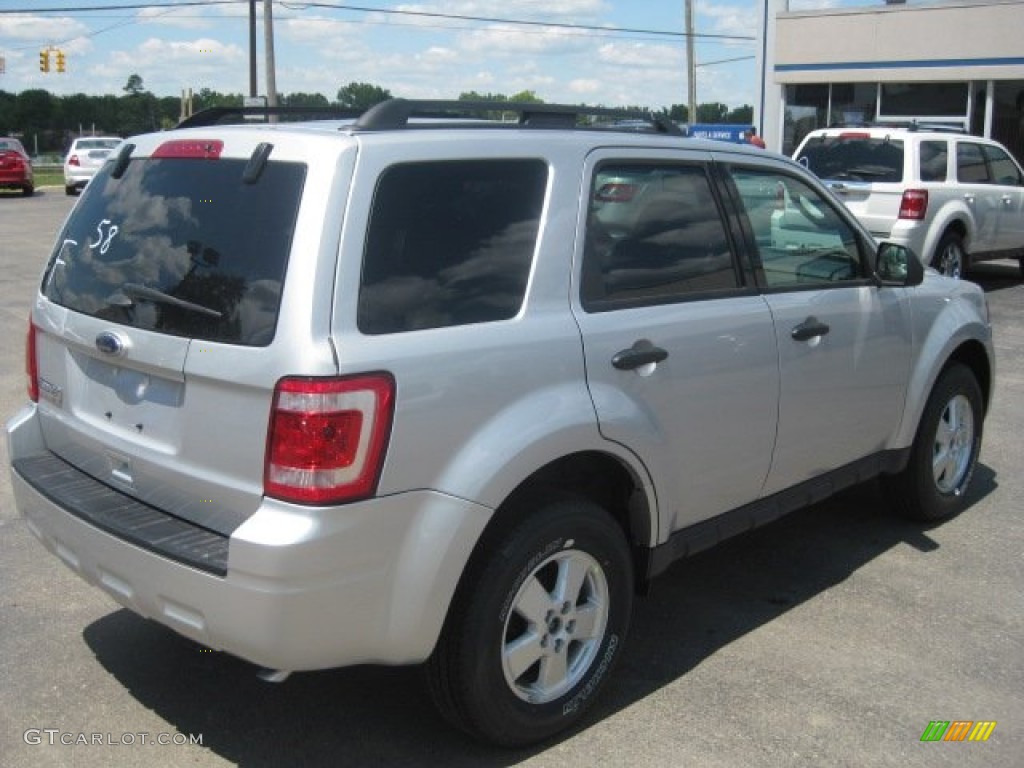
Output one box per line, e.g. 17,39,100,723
358,159,547,334
919,140,948,182
957,143,989,183
42,156,306,346
582,163,739,310
796,135,904,182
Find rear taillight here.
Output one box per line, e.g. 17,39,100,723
899,189,929,220
68,155,80,167
265,374,395,504
26,319,38,403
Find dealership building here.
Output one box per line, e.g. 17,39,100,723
757,0,1024,162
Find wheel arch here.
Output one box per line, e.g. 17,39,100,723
454,451,656,607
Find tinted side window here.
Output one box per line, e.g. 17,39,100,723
982,145,1024,186
582,163,739,311
358,160,546,334
957,143,990,183
729,168,864,288
919,140,948,182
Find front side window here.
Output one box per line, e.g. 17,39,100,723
42,157,306,346
982,145,1024,186
358,159,547,334
728,168,865,289
582,163,739,311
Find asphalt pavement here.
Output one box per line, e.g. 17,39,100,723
1,189,1021,768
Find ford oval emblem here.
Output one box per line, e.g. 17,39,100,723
95,331,125,356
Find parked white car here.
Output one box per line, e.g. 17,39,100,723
63,136,122,195
794,125,1024,278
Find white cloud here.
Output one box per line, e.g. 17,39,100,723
0,13,89,41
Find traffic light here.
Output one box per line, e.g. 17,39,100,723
56,50,66,73
39,49,50,73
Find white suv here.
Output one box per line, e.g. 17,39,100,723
8,101,994,746
794,126,1024,278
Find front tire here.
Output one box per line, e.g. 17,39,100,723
931,230,967,278
427,496,633,746
887,363,983,521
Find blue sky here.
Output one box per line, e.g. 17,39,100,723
0,0,867,109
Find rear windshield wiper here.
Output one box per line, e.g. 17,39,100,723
118,282,223,319
832,166,894,180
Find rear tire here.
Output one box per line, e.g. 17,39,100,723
887,363,983,521
65,185,76,196
427,496,633,746
931,231,967,278
22,184,34,197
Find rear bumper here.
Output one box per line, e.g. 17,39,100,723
883,221,930,264
7,404,491,672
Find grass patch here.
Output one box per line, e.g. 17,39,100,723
33,169,65,188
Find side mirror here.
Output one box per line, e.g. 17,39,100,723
875,242,924,287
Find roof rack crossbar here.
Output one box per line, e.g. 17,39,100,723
176,105,363,129
354,98,683,135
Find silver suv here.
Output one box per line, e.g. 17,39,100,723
794,125,1024,278
7,100,994,746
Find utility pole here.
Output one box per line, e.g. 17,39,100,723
264,0,278,116
685,0,697,124
248,0,257,97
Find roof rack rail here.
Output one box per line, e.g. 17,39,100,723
176,105,363,129
829,120,968,134
352,98,683,135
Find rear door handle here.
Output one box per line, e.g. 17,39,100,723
612,340,669,370
791,316,830,341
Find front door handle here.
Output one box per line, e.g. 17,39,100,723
791,316,830,341
612,339,669,370
963,193,976,204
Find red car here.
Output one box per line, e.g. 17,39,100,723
0,138,34,197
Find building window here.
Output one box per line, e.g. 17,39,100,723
783,84,829,155
880,82,968,118
829,83,877,126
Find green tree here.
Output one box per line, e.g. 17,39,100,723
123,74,145,97
666,104,688,123
281,92,330,107
725,104,754,125
696,102,729,123
335,82,392,110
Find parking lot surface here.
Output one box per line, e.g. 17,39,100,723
1,190,1021,767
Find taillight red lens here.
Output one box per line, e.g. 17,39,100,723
152,139,223,159
899,189,928,220
26,319,39,403
68,154,81,167
265,374,395,504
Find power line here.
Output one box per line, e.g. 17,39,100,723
0,1,755,42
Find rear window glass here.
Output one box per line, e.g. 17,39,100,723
42,156,306,346
358,159,547,334
73,139,121,151
796,136,904,183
